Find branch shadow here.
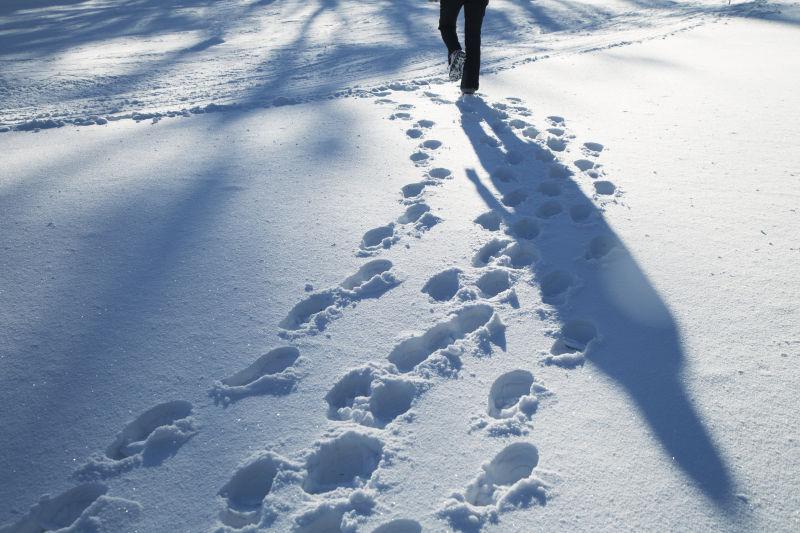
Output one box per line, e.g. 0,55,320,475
457,95,736,507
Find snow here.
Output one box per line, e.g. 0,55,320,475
1,1,800,532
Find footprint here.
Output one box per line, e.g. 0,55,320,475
499,241,538,269
549,163,573,179
508,119,528,129
390,112,412,120
594,180,616,195
510,217,540,240
428,167,452,179
537,181,562,197
492,166,517,183
415,119,435,129
522,126,540,139
279,292,337,331
397,203,430,224
75,401,196,479
547,127,565,137
0,483,111,532
401,181,428,199
438,443,546,528
326,366,417,427
218,452,294,529
388,304,498,373
540,270,573,303
547,320,598,368
505,150,525,165
474,211,502,231
574,159,595,171
302,432,384,494
396,104,414,110
492,102,509,110
406,128,423,139
546,137,567,152
211,347,300,404
105,401,194,462
583,141,604,154
422,268,462,302
361,223,397,251
473,238,511,267
488,370,538,419
547,115,565,125
410,151,429,163
501,189,528,208
569,204,592,223
585,235,619,260
535,200,563,219
373,518,422,533
422,139,442,150
476,269,511,298
281,260,400,334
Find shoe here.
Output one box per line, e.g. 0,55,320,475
461,87,477,95
448,50,466,81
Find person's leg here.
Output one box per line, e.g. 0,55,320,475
439,0,464,58
461,0,488,90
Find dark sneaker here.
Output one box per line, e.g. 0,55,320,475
448,50,466,81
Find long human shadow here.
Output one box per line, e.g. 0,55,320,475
456,95,735,507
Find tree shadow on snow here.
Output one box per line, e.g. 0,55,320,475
457,95,737,509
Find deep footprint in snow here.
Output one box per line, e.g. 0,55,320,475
211,347,300,404
401,181,428,199
280,260,400,334
218,452,295,529
428,167,452,179
574,159,595,171
302,432,384,494
406,128,423,139
510,217,540,240
415,119,435,129
492,166,517,183
585,235,620,260
475,269,512,298
569,204,593,223
422,139,442,150
487,370,538,419
540,270,574,303
410,151,430,163
474,211,502,231
501,189,528,208
594,180,616,195
583,141,604,155
388,304,501,373
325,365,417,427
547,319,598,368
473,238,511,267
75,401,196,479
422,268,462,302
536,200,563,219
361,223,397,252
438,442,547,528
0,482,132,533
390,112,412,120
538,181,562,197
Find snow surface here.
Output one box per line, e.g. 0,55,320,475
1,1,799,532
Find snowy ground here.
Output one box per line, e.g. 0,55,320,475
1,1,799,532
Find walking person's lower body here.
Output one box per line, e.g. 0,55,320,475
439,0,489,94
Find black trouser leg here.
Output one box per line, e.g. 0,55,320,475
439,0,464,57
462,0,488,90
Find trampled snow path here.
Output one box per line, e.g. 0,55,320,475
0,0,782,130
0,83,655,531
